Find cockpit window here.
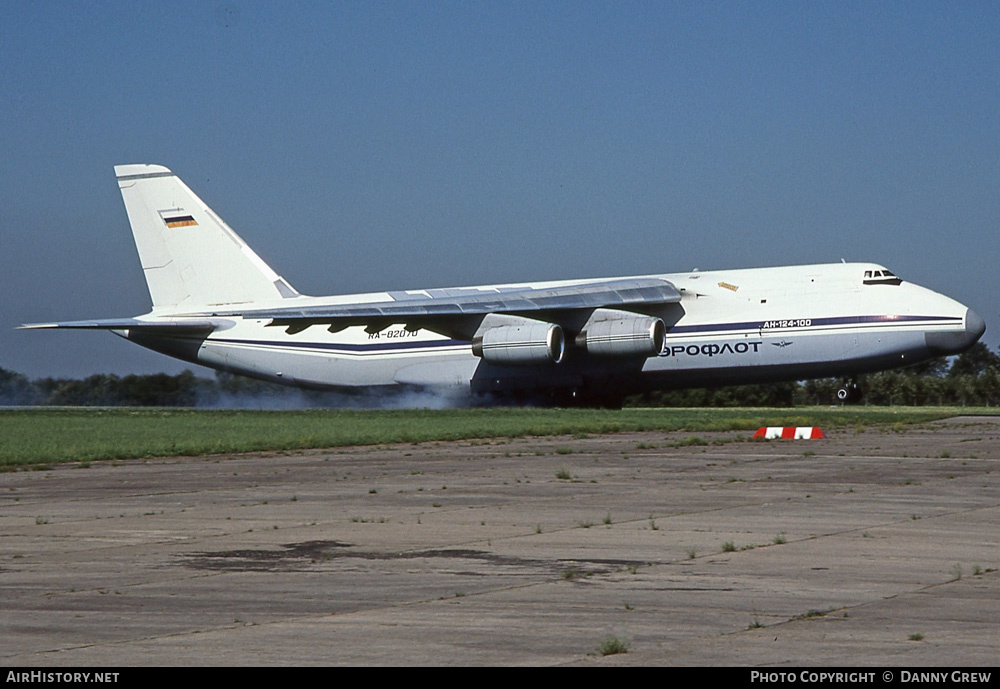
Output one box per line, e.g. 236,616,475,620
863,269,902,286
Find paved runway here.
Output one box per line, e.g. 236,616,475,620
2,416,998,665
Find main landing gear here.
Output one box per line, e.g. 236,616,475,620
549,387,626,409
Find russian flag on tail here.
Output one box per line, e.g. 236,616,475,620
753,427,825,439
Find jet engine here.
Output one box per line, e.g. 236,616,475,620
472,315,565,365
575,309,665,357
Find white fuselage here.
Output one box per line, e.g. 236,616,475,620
126,262,980,398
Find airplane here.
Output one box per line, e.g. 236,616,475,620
22,164,985,407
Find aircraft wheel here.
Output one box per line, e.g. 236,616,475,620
837,384,863,404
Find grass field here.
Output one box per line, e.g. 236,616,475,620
4,406,997,469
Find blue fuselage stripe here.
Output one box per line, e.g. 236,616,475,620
669,314,960,335
211,337,471,353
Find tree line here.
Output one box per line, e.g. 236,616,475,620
3,342,999,407
0,369,302,407
633,342,1000,407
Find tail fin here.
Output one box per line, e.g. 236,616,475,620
114,164,299,311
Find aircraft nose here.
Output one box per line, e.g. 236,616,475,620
966,308,986,342
925,308,986,356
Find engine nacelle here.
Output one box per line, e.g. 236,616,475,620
575,310,665,357
472,316,565,365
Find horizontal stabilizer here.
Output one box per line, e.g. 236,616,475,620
19,318,227,334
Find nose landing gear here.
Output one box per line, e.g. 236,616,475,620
836,380,863,404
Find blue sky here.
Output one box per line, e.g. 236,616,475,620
2,1,998,378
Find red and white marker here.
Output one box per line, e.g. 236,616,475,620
753,427,825,439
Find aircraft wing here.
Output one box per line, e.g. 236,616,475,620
19,278,680,340
236,277,682,328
